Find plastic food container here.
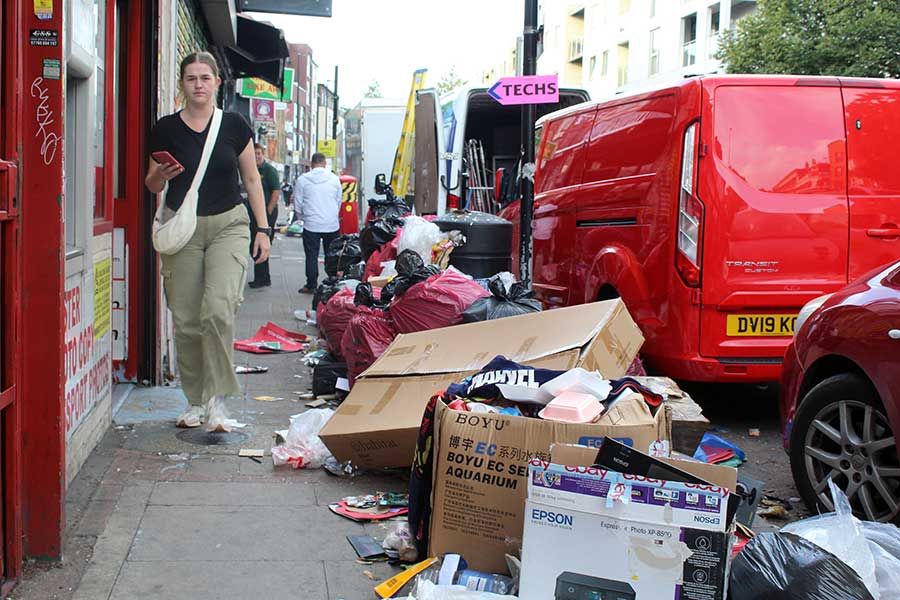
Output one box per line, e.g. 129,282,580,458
538,391,605,423
541,367,612,400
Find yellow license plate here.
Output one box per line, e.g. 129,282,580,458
726,314,797,337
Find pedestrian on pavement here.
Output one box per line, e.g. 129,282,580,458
293,152,341,294
145,51,271,430
248,143,280,288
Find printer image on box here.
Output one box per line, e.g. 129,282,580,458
555,572,636,600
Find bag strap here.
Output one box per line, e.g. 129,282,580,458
187,108,223,195
157,108,224,213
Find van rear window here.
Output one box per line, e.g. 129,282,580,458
713,87,845,194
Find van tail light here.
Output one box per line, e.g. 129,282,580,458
448,193,460,210
677,122,704,288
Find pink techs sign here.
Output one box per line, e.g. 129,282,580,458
488,74,559,105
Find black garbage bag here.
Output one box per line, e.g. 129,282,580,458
384,249,441,302
341,261,367,282
312,353,348,397
729,532,874,600
324,234,362,277
367,197,409,222
312,277,360,312
353,282,387,309
360,216,404,261
461,275,542,323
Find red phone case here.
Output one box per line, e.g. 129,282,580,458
152,151,181,168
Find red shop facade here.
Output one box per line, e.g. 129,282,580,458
0,0,289,588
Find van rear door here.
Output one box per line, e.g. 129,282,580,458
697,81,849,361
414,88,442,214
841,81,900,280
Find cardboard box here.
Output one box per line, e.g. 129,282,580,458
367,274,392,288
428,394,670,574
319,299,645,469
520,453,735,600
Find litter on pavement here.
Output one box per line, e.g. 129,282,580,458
234,322,308,354
234,365,268,374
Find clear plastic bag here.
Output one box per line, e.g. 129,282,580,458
271,408,335,469
781,480,879,599
861,521,900,597
398,216,444,264
382,521,419,562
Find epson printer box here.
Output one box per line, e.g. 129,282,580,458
520,451,734,600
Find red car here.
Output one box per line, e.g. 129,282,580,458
781,260,900,523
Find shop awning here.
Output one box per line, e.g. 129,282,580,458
223,16,290,88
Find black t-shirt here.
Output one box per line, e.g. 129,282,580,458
149,110,254,216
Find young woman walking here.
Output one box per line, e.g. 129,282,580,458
145,52,271,430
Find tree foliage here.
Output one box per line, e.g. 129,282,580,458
717,0,900,78
364,80,383,98
436,66,467,96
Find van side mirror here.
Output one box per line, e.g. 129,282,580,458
374,173,387,195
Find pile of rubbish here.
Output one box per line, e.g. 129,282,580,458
311,211,541,393
262,259,900,600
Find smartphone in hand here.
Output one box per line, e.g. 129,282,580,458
151,151,183,170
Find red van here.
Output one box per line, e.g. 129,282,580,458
501,75,900,383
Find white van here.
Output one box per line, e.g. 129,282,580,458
413,84,589,215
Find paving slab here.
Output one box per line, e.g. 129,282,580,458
109,560,329,600
324,560,400,600
148,482,316,507
128,505,364,563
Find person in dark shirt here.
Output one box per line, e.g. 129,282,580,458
248,143,281,288
145,51,271,431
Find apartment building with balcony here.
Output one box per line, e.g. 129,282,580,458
539,0,756,100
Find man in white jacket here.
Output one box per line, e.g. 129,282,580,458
294,152,341,293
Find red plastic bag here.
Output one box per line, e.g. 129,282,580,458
318,288,357,358
363,229,401,281
390,268,490,334
341,305,398,384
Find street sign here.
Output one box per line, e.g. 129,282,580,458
239,67,294,101
251,98,275,123
488,74,558,106
317,139,336,158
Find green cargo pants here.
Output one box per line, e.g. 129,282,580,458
160,204,250,406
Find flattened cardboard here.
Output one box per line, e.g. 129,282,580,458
428,395,671,574
362,300,641,378
319,300,645,469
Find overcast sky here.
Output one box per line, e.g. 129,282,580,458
248,0,527,107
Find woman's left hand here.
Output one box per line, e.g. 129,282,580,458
253,231,271,264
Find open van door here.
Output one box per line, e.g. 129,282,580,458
414,88,442,214
841,80,900,280
697,81,849,363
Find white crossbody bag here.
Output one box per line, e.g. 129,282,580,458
152,108,223,255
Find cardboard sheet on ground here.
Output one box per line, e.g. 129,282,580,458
234,322,308,353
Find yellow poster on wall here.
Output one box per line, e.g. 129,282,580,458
94,259,111,339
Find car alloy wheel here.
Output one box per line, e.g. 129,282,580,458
804,398,900,522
